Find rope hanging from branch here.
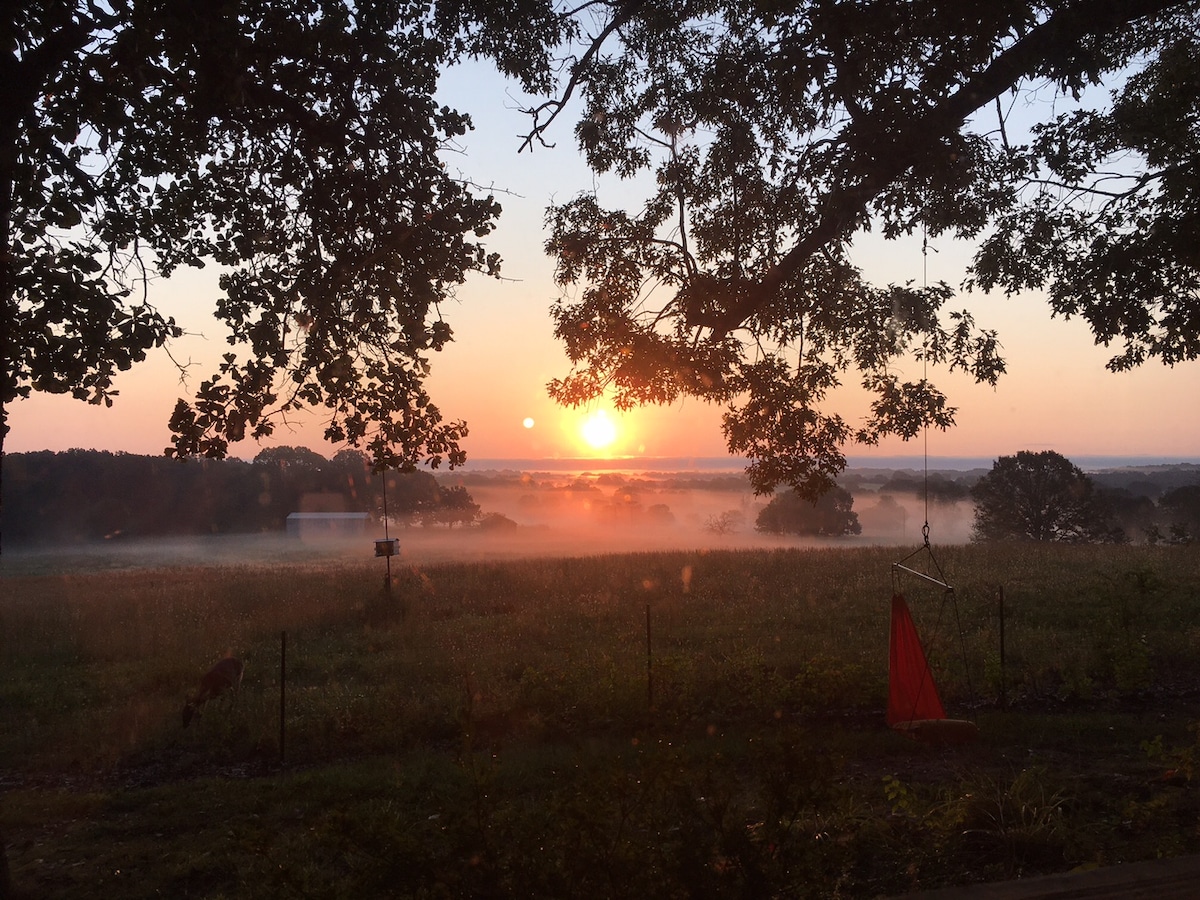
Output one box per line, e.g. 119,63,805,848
886,227,978,745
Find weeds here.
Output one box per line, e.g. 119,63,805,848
2,543,1200,896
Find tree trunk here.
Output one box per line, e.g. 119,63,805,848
1,14,24,558
0,11,90,555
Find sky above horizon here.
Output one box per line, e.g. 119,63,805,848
7,63,1199,465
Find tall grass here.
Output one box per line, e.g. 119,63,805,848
4,543,1200,769
3,542,1200,897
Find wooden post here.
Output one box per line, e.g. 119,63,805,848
0,826,11,900
280,630,287,765
382,473,393,598
646,603,653,710
998,586,1007,709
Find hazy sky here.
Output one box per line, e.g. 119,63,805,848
7,63,1199,464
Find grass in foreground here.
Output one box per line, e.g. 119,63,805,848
2,543,1200,897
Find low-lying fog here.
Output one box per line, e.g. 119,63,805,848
1,468,975,575
458,469,975,557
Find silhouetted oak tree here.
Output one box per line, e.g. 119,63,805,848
2,0,569,471
423,483,480,527
971,450,1112,542
8,1,1199,515
755,485,861,537
1156,483,1200,541
527,0,1199,497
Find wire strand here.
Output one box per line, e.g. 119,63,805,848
921,227,930,542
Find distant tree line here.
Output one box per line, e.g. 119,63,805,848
757,454,1200,542
1,448,482,544
841,470,976,503
4,447,1196,545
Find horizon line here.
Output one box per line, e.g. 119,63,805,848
458,454,1200,473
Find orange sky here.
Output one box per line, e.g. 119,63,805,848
6,66,1199,465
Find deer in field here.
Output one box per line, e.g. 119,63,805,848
182,657,244,728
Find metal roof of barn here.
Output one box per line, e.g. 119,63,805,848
285,512,370,519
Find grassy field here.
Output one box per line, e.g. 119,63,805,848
3,542,1200,897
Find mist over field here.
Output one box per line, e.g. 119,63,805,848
8,454,1198,578
0,465,977,577
453,468,977,555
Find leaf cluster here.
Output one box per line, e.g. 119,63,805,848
4,0,546,467
531,0,1198,495
754,483,862,535
970,449,1114,542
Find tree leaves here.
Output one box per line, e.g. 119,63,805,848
754,484,861,536
8,0,1198,495
970,450,1114,542
4,0,515,470
532,0,1198,497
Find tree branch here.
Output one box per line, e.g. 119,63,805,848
704,0,1190,337
518,0,646,153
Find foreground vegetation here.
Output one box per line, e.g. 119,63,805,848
3,543,1200,898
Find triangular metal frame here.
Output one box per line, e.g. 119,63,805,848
890,523,977,725
892,524,953,593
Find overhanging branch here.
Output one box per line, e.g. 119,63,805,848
518,0,646,153
697,0,1191,337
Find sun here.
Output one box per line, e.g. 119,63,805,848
580,409,618,451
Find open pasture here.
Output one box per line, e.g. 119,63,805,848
3,543,1200,897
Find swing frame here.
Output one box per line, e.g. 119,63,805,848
889,528,979,744
892,523,953,593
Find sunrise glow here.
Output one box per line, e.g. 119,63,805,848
579,409,618,451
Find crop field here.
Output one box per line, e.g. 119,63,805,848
3,542,1200,897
